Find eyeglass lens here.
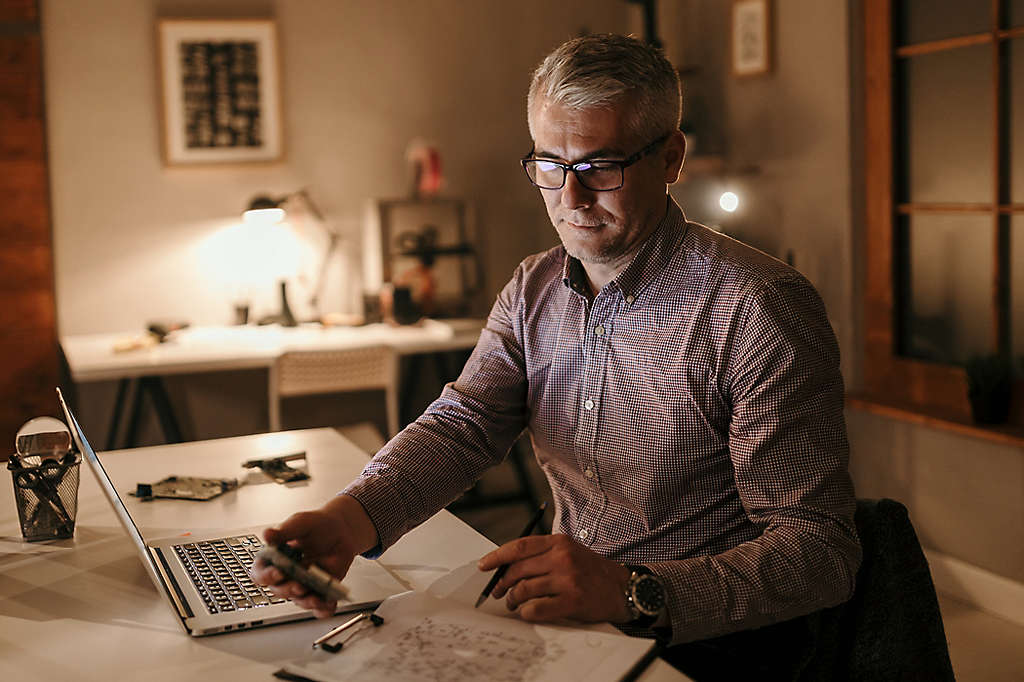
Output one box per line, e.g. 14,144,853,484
525,160,623,191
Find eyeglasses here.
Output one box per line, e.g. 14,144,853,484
521,133,671,191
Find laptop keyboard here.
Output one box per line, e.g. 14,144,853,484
174,535,287,615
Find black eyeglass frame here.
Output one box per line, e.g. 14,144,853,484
520,133,672,191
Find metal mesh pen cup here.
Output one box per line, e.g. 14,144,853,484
7,452,81,541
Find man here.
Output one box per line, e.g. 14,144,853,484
252,33,860,679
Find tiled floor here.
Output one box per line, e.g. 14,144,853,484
937,593,1024,682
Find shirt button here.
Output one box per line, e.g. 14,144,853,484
578,529,589,540
594,325,605,336
584,399,594,410
625,295,635,304
584,468,594,479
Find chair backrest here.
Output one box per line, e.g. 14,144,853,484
809,498,956,681
275,346,394,397
268,345,398,436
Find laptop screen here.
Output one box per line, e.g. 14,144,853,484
56,388,169,594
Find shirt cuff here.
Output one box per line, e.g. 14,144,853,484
646,557,729,647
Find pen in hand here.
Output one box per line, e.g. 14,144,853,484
475,501,547,608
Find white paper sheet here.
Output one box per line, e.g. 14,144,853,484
281,589,654,682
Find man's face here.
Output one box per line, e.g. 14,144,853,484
527,98,682,270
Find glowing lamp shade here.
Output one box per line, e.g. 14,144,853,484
719,191,739,213
243,207,285,225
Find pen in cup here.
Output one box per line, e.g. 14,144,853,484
475,501,547,608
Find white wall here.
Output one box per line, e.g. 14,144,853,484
664,0,855,381
44,0,632,335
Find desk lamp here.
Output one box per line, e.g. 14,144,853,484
244,190,341,325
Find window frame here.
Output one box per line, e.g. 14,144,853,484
862,0,1024,424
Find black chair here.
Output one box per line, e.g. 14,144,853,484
808,498,956,680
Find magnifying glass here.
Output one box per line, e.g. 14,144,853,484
15,416,72,461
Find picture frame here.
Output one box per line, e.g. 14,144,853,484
364,197,481,318
731,0,772,77
157,19,283,165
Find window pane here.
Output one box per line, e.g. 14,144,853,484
901,214,994,363
1014,217,1024,358
902,45,993,204
1011,0,1024,29
899,0,990,45
1012,38,1024,203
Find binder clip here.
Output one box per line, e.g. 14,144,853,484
313,612,384,653
242,452,310,484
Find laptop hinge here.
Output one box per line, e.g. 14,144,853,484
151,546,194,619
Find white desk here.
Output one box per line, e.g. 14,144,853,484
62,319,485,383
61,319,485,448
0,428,683,681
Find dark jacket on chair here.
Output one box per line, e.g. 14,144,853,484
806,497,956,680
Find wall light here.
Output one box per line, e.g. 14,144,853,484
719,191,740,213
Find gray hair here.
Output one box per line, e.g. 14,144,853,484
527,33,682,142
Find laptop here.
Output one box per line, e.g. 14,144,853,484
57,387,406,636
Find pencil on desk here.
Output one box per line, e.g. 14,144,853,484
475,501,547,608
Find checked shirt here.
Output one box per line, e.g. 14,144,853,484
345,197,861,645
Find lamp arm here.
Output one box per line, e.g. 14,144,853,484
310,231,341,312
291,188,326,223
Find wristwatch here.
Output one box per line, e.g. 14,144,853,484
623,564,667,628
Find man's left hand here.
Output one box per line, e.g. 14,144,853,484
477,534,634,623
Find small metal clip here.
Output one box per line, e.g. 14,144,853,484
313,612,384,653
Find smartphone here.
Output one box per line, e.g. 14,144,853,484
255,544,350,602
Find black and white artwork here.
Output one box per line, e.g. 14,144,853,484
732,0,772,77
159,20,282,164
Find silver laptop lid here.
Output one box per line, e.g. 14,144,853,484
56,388,170,599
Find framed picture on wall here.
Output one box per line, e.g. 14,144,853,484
157,19,283,165
731,0,772,77
365,197,481,318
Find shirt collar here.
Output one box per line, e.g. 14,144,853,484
560,196,689,301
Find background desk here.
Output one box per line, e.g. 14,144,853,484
62,319,484,449
0,428,682,681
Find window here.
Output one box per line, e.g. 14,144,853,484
863,0,1024,422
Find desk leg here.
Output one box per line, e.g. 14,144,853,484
105,378,131,451
123,379,145,448
143,376,183,444
121,376,184,449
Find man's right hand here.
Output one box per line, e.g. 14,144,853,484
249,493,378,618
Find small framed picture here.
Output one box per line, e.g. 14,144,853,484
157,19,283,165
732,0,772,77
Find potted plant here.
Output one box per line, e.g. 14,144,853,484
965,354,1015,425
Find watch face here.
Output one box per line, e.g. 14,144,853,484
633,574,666,616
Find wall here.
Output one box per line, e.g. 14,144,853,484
664,0,855,381
848,410,1024,583
43,0,632,336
